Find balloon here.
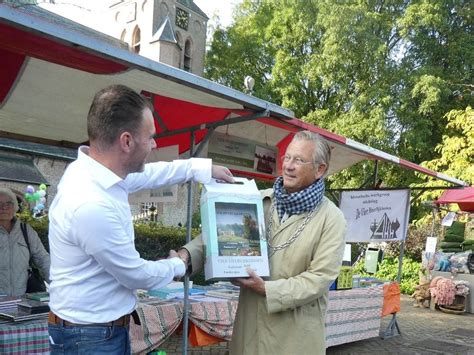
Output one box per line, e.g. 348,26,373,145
26,185,35,194
39,184,47,191
36,203,45,210
39,197,47,204
33,192,41,201
38,190,46,197
24,193,33,202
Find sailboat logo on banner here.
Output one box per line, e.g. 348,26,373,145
370,213,400,240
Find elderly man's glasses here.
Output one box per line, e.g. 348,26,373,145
0,201,14,209
281,154,314,166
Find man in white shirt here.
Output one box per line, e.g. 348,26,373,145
47,84,233,354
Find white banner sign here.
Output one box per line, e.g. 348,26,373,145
340,190,411,243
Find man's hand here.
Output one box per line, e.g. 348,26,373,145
231,268,266,296
168,250,179,259
177,248,190,267
211,165,234,183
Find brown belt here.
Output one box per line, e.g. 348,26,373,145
48,311,132,327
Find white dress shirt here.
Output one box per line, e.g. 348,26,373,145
48,146,211,324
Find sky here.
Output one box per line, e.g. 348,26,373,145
194,0,242,28
40,0,242,30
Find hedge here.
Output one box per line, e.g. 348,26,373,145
20,213,209,285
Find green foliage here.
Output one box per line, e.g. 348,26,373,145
205,0,473,194
353,256,421,295
133,223,200,259
383,219,444,262
422,106,474,185
18,211,49,251
17,211,208,284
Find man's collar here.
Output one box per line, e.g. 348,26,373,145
77,146,123,189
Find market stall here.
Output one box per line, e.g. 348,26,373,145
425,187,474,314
0,285,387,354
0,3,469,353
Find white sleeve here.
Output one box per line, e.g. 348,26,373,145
73,202,185,290
125,158,212,193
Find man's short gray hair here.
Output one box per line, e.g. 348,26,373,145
0,187,19,212
292,131,331,177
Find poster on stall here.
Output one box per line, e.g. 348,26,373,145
128,145,178,204
207,132,278,177
340,189,410,243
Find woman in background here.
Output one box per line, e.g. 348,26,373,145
0,187,50,296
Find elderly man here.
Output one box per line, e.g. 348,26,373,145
180,130,346,354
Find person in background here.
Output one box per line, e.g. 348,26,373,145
47,84,233,354
180,131,346,355
0,187,50,297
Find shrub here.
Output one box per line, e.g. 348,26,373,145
19,212,209,285
352,256,421,295
19,211,50,251
383,217,444,262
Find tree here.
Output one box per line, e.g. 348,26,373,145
424,107,473,184
205,0,473,192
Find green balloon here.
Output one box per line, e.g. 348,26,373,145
39,184,47,191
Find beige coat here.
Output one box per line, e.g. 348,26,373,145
185,190,346,355
0,218,50,296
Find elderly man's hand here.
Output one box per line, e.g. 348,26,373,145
231,268,265,296
211,165,234,183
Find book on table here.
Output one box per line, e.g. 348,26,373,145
25,292,49,302
17,299,50,314
0,295,22,312
0,309,48,322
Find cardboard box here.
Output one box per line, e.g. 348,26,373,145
201,178,270,281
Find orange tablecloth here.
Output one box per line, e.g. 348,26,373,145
382,282,401,316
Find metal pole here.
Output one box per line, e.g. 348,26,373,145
182,130,195,355
430,206,436,238
373,160,379,186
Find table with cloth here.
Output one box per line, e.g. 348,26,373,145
130,299,238,354
0,284,394,354
0,318,49,354
131,284,388,353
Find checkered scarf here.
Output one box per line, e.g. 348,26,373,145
273,176,325,220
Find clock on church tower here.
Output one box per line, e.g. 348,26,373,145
175,8,189,30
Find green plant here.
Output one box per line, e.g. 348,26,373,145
18,210,50,251
353,256,421,295
17,211,211,285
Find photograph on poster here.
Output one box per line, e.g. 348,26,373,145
254,145,277,175
340,190,410,243
215,202,261,257
207,132,278,177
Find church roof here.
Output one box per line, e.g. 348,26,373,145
0,138,77,161
177,0,208,20
0,154,48,185
151,15,178,44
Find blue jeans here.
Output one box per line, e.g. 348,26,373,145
48,323,131,354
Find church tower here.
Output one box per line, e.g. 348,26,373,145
109,0,208,75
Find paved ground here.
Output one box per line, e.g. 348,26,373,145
156,294,474,354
